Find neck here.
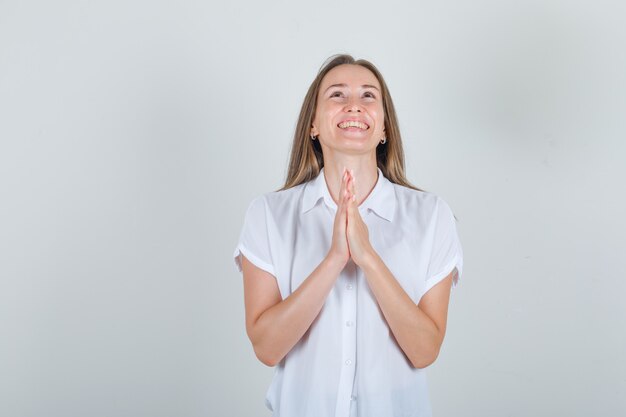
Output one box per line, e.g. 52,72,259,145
322,155,378,207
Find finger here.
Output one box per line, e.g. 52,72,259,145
339,168,348,210
348,173,355,203
346,176,355,216
336,168,345,207
338,170,350,222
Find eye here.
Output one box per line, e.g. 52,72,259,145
330,91,343,97
363,91,376,98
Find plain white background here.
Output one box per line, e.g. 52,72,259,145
1,1,625,416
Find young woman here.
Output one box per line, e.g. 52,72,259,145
233,54,464,417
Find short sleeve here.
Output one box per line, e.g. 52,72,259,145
423,197,464,295
232,196,276,276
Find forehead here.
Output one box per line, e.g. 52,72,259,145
320,64,380,90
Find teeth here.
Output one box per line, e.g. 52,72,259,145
338,120,368,129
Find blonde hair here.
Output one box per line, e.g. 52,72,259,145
277,54,425,193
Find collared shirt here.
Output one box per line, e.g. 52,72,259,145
233,167,464,417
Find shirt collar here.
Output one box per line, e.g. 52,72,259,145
301,166,396,222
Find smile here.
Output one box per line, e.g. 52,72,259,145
338,120,369,130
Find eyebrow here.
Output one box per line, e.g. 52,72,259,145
323,83,380,94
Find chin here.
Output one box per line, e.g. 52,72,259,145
332,142,377,154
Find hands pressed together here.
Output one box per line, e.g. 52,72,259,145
329,167,376,269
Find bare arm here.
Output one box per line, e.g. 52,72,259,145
243,167,353,366
361,251,456,369
342,169,456,369
242,253,345,366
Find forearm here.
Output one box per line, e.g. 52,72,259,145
252,254,345,366
360,252,441,368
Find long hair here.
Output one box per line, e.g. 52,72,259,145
277,54,425,193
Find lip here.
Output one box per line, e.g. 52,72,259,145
337,118,370,129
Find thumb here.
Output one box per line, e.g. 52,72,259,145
346,188,356,228
347,171,357,217
338,183,349,227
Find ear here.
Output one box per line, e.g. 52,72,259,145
310,125,318,136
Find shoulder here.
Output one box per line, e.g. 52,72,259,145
391,183,446,215
247,182,308,218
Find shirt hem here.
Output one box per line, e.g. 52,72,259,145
233,244,276,277
420,254,462,299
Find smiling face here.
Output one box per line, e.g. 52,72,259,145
311,64,385,155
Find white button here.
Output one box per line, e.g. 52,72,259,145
346,284,353,290
346,321,353,327
345,359,352,365
350,395,357,401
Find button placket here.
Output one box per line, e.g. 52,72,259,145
335,262,358,417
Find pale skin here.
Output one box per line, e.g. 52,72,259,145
242,64,456,368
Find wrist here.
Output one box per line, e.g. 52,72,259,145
359,248,381,274
325,251,348,271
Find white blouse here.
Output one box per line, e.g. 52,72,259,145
233,166,464,417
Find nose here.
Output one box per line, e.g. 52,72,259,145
344,96,362,112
